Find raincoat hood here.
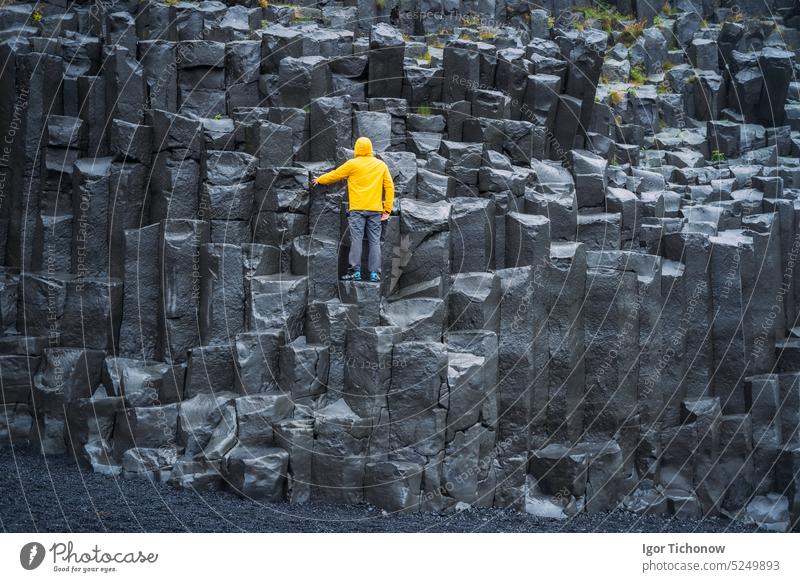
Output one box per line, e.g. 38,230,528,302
354,136,374,157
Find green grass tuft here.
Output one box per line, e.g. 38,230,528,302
619,20,646,46
629,64,647,85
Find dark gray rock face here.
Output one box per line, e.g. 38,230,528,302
225,444,289,502
279,335,329,401
368,24,404,98
2,0,800,531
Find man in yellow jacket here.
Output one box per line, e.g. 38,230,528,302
312,136,395,283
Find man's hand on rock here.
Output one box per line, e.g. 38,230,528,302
311,176,320,186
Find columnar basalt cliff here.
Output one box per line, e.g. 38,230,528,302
1,0,800,531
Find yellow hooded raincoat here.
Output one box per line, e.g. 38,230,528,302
315,137,395,213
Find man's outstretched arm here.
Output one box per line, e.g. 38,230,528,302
312,160,353,186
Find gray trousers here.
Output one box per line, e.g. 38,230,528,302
348,210,382,273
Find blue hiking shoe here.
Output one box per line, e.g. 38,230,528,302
369,271,380,283
341,267,361,281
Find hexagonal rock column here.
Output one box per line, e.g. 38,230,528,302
573,440,628,513
338,279,382,327
353,110,392,153
275,419,314,504
60,277,123,351
576,212,622,251
443,423,493,507
568,149,607,209
449,197,494,273
158,219,210,364
380,297,445,342
386,341,448,460
247,274,308,340
309,95,352,163
279,336,330,403
583,265,638,440
0,272,18,335
588,251,664,437
235,392,294,448
505,211,551,275
278,56,330,109
112,403,180,463
442,40,479,103
184,344,237,398
447,272,500,334
709,233,753,414
494,266,537,457
395,199,451,295
290,235,338,302
658,260,688,427
148,110,203,221
72,157,113,276
304,299,357,399
32,348,105,455
682,397,723,514
177,392,237,461
65,386,125,475
311,398,373,504
544,243,586,443
368,23,404,99
777,374,800,448
199,243,245,346
120,223,160,360
344,325,399,419
225,444,289,502
233,329,284,395
446,351,490,440
364,460,423,513
447,330,499,433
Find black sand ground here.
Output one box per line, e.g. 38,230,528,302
0,444,760,533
